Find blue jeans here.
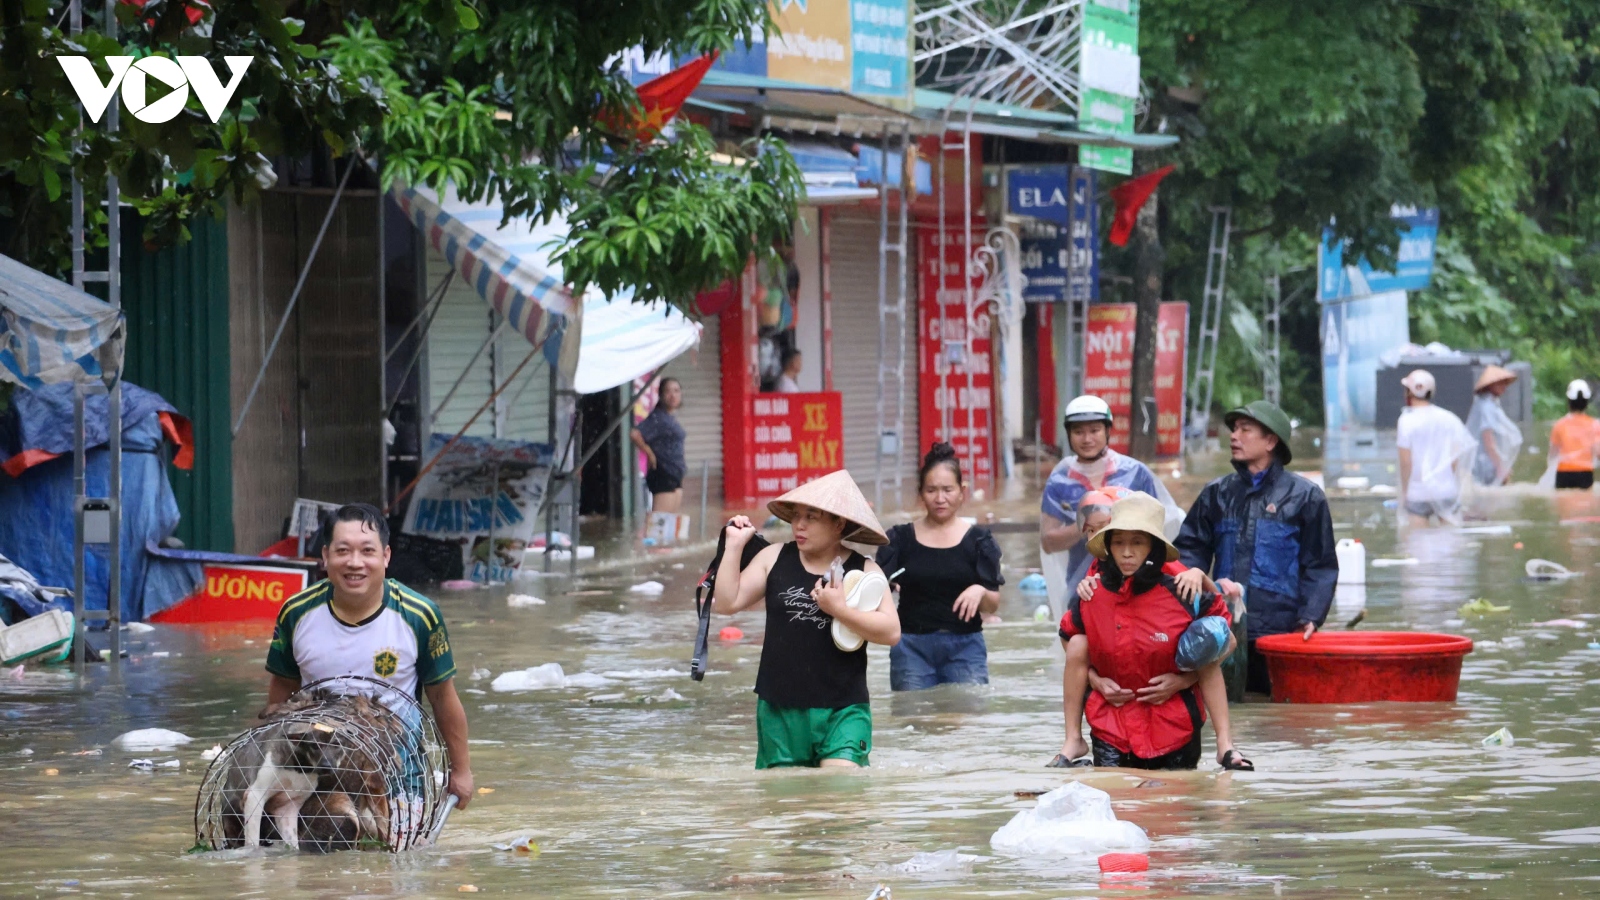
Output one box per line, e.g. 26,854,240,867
889,631,989,691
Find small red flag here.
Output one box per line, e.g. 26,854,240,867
602,53,718,141
1107,165,1176,247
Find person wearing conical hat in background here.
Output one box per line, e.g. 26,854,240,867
710,470,899,768
1548,379,1600,491
1466,365,1524,486
1055,493,1245,770
1396,369,1476,526
1175,400,1338,696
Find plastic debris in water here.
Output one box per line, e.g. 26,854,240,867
470,667,491,681
1459,599,1510,616
507,594,546,608
990,782,1149,857
441,579,479,591
1371,557,1419,567
491,835,539,854
892,849,978,874
123,622,155,634
718,626,744,641
111,728,193,751
128,758,178,770
1019,573,1048,594
629,581,666,596
1033,604,1050,622
491,663,567,692
1525,559,1579,581
200,744,222,761
1482,727,1514,748
1099,852,1150,873
1533,618,1584,628
458,886,479,893
864,886,891,900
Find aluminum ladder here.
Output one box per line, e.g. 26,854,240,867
1185,206,1232,452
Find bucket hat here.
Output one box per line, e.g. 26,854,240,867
1474,365,1517,392
1401,369,1436,399
767,470,889,545
1223,399,1294,464
1086,493,1181,562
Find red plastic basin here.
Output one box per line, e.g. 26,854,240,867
1255,631,1474,703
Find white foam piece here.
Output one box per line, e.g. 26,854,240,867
112,728,193,751
629,581,666,595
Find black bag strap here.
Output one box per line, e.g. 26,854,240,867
691,524,769,681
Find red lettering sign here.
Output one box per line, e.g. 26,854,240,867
748,392,845,499
1082,302,1189,456
918,228,995,482
151,563,310,625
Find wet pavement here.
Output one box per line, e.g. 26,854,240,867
3,448,1600,897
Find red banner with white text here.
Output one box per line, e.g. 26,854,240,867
918,228,995,483
1082,302,1188,456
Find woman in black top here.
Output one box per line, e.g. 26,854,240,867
711,470,900,768
630,377,687,512
877,443,1003,691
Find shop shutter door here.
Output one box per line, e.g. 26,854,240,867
657,315,723,495
829,214,919,511
424,249,551,445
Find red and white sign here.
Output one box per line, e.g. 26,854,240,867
919,228,995,482
749,392,845,499
1083,302,1189,456
151,563,311,625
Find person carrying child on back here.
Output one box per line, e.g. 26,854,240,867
711,470,900,768
1050,493,1251,771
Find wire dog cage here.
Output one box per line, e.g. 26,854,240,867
194,676,452,853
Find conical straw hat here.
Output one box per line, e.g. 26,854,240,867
1086,493,1180,561
767,470,888,545
1474,365,1517,392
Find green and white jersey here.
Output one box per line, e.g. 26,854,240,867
266,579,456,698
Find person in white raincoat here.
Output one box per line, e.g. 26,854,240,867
1039,396,1184,620
1465,366,1523,486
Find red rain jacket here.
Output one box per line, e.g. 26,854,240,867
1059,561,1230,758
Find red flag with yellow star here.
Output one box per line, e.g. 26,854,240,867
603,53,718,141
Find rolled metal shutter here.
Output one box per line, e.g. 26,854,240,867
829,213,919,511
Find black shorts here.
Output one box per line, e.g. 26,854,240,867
646,468,683,494
1555,470,1595,490
1091,730,1202,770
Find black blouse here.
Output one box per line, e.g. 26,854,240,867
876,523,1003,635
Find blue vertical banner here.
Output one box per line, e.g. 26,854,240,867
1318,206,1440,302
850,0,910,98
1320,290,1411,431
1066,166,1099,302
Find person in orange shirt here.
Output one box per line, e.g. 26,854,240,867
1549,379,1600,490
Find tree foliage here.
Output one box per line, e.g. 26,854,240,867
0,0,802,313
1133,0,1600,424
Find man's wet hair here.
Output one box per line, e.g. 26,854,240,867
320,503,390,549
1572,396,1589,413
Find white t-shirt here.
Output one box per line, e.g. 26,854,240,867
267,579,455,699
1397,404,1474,502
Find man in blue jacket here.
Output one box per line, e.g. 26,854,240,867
1175,400,1338,694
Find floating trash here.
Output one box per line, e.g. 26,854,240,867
507,594,546,608
718,626,744,641
629,581,666,596
1019,573,1048,594
1482,727,1514,748
112,728,193,751
892,848,979,874
491,663,568,692
1033,604,1050,623
1525,559,1580,581
990,782,1149,857
1459,599,1510,616
1372,557,1419,568
1099,852,1150,873
200,744,222,761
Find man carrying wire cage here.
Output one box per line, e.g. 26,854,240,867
264,503,473,842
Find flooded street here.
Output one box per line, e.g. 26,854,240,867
4,456,1600,898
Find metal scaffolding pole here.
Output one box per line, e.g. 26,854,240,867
1264,266,1282,405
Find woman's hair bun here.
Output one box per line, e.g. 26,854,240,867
923,441,957,467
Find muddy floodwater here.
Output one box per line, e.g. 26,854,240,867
3,457,1600,898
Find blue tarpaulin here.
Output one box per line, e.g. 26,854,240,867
0,252,124,388
0,383,185,624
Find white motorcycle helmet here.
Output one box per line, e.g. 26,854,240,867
1063,394,1114,426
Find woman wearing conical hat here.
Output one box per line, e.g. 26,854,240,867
711,470,900,769
1466,365,1523,486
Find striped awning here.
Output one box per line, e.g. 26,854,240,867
392,184,583,382
0,253,124,389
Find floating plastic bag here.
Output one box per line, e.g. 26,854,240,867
1176,616,1232,671
111,728,193,751
892,849,979,874
990,782,1149,857
1019,573,1048,594
1372,557,1419,568
490,663,567,692
1525,559,1579,581
629,581,666,596
1459,598,1510,615
507,594,546,607
1482,727,1514,748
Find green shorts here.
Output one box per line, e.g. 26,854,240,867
754,699,872,769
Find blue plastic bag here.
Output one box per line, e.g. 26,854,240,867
1176,615,1232,671
1019,572,1048,594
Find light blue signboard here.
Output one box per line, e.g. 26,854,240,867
1321,290,1410,431
1318,206,1439,302
850,0,910,97
1008,166,1097,302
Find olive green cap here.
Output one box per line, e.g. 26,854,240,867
1223,400,1293,464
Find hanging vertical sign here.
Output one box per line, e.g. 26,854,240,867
1067,166,1100,302
1082,301,1187,456
1078,0,1140,175
918,228,995,482
1009,165,1098,303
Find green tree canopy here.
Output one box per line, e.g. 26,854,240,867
0,0,802,314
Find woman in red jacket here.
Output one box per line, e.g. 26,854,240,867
1057,493,1242,770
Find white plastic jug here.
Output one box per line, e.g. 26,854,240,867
1336,538,1366,586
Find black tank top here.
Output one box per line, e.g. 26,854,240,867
753,542,869,709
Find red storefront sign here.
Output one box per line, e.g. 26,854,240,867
150,563,311,625
1083,302,1189,456
918,228,995,483
749,392,845,499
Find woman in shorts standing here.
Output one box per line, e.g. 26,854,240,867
631,377,687,512
876,443,1003,691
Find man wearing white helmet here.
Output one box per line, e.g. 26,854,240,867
1548,379,1600,490
1039,395,1184,618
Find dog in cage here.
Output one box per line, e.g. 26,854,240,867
200,677,449,853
